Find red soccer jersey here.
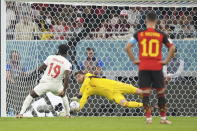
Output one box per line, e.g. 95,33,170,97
133,28,173,70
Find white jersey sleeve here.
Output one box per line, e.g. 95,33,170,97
64,61,72,71
44,56,51,65
40,55,72,82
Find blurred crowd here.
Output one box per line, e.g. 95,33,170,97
6,2,197,40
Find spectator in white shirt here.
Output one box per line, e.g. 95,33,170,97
15,16,39,40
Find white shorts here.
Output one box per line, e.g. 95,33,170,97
33,82,64,96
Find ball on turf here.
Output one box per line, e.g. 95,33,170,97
70,101,80,110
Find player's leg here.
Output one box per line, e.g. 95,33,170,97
152,71,172,124
114,81,150,96
138,70,152,124
17,83,47,118
17,90,39,117
53,84,70,117
113,93,143,108
114,81,139,94
61,94,70,117
102,80,143,107
156,88,171,124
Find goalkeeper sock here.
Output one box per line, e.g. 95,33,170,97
19,95,33,114
62,95,70,116
124,101,143,108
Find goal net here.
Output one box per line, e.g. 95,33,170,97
2,0,197,117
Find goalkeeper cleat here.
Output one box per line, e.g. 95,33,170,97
160,119,172,124
16,114,23,118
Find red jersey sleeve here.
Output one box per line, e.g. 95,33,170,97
163,33,174,48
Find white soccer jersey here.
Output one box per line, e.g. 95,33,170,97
40,55,72,82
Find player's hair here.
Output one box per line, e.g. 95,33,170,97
58,44,69,55
146,11,157,22
74,70,85,76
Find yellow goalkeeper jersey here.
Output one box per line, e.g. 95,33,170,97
79,73,137,109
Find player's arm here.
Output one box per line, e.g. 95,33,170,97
162,34,176,65
26,63,47,81
71,75,91,101
79,76,91,94
63,70,71,90
71,74,92,103
125,43,136,63
162,45,175,65
59,62,72,96
79,93,89,109
74,76,91,108
58,70,71,97
31,56,50,76
37,63,47,73
125,32,139,64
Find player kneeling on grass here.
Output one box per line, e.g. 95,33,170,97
16,44,72,118
72,71,146,110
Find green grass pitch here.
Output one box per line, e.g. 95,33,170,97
0,117,196,131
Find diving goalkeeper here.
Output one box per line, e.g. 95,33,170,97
74,71,145,109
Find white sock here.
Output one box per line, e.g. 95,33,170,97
19,95,33,115
62,95,70,116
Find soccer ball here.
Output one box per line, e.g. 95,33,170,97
70,101,80,111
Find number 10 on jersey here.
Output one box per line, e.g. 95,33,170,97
140,38,160,57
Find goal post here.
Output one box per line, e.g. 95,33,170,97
1,0,197,117
1,0,7,117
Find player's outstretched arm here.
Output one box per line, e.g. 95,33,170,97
38,63,47,72
33,55,51,75
78,80,90,109
26,63,47,80
79,93,89,109
31,63,47,75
